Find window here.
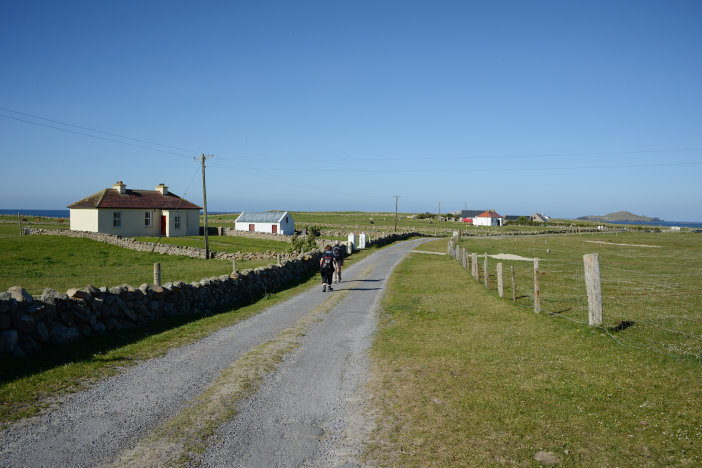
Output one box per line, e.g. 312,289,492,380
285,216,289,223
145,211,152,226
113,212,121,227
174,216,181,229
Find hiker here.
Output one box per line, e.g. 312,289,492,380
320,245,337,292
332,240,345,283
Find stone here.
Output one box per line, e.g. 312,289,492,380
67,288,92,301
48,322,80,345
0,313,10,330
12,313,35,334
34,321,49,342
0,330,19,353
91,321,106,334
8,286,33,304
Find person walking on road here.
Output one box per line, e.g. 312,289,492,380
320,245,337,292
332,240,345,283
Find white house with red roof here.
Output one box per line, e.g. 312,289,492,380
67,181,201,237
473,210,504,226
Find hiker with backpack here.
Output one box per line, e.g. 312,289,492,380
319,245,337,292
332,240,345,283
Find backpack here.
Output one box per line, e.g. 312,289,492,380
321,253,335,271
332,245,343,259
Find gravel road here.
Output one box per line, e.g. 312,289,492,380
0,238,430,467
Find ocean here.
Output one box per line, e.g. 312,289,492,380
2,209,701,229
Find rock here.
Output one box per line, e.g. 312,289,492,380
67,288,92,301
8,286,33,304
34,321,49,342
12,313,35,334
0,330,19,353
48,322,80,345
0,313,10,330
91,321,106,334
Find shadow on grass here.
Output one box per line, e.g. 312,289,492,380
0,270,318,385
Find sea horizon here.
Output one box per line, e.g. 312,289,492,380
2,208,701,228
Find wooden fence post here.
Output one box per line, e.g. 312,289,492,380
153,262,161,286
533,259,541,313
232,259,237,275
472,253,478,280
511,266,516,302
497,263,504,297
483,253,489,288
584,253,603,326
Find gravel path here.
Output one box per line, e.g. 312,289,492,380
0,238,430,467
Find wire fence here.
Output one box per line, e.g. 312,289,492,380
448,237,702,362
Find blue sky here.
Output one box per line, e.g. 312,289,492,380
1,1,701,220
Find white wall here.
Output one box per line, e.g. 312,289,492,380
69,209,99,232
473,216,503,227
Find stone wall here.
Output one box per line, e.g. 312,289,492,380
28,229,299,262
0,250,323,358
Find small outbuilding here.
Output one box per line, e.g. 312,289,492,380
235,211,294,235
473,210,504,226
68,181,201,237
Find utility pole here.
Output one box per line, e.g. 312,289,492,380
438,201,441,222
393,195,400,232
195,153,213,258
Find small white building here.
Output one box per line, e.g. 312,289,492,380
68,181,201,237
473,210,504,227
235,211,294,235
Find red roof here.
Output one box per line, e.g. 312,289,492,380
476,210,502,218
68,188,201,210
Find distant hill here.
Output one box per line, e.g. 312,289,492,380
577,211,663,223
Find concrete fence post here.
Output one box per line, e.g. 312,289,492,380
497,262,504,297
584,253,603,326
533,259,541,313
483,253,489,288
511,266,516,302
472,253,478,280
154,262,161,286
232,259,237,275
277,254,282,265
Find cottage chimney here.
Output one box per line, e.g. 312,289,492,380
113,181,126,194
155,183,169,195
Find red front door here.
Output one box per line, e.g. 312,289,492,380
272,225,277,234
249,224,255,232
161,216,166,235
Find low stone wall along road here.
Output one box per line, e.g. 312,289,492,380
0,238,432,467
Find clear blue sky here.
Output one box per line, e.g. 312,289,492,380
1,1,701,220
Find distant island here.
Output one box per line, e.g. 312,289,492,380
577,211,663,223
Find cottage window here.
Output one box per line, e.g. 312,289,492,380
285,216,289,223
113,212,121,227
145,211,152,226
174,216,181,229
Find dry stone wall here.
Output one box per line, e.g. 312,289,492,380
0,251,323,358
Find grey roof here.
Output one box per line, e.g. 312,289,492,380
459,210,485,218
235,211,289,223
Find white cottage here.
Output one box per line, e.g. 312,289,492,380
235,211,294,235
473,210,504,227
68,181,201,237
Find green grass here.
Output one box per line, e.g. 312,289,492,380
133,234,291,253
453,231,702,360
367,239,701,466
0,234,271,295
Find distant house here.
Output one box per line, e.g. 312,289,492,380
473,210,504,226
68,181,201,237
235,211,294,235
530,213,550,223
459,210,485,224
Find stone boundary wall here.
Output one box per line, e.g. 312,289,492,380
215,227,294,243
28,229,299,262
0,250,323,358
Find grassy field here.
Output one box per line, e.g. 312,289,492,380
367,238,701,466
452,231,702,360
0,224,272,295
